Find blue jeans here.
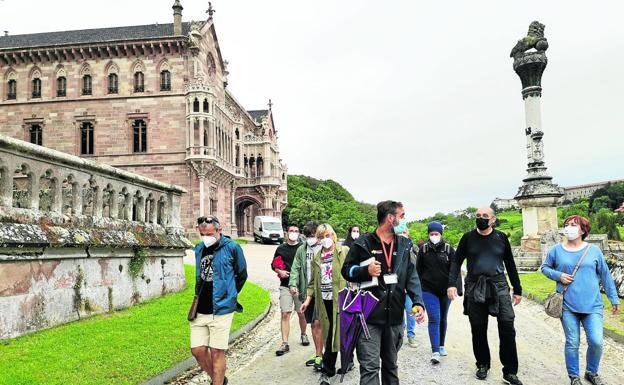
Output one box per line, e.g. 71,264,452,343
561,309,603,378
422,291,451,353
404,296,416,338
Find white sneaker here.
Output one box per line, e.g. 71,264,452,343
439,346,448,356
431,352,441,364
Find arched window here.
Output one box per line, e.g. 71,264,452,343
203,99,209,113
134,72,144,92
193,98,200,112
80,122,94,155
160,70,171,91
108,73,118,94
32,78,41,98
235,128,240,140
30,124,42,145
82,75,92,95
7,79,16,100
132,119,147,153
57,77,66,97
257,155,264,176
207,53,216,78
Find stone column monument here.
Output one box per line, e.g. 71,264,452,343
510,21,564,268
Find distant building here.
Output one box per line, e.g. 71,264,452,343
492,197,519,211
615,202,624,214
562,179,624,202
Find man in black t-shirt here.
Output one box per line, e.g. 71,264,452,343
271,225,306,356
447,207,523,385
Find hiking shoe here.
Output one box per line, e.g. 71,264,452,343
503,373,523,385
439,346,448,356
585,372,605,385
430,352,441,365
337,361,355,375
407,337,417,348
319,373,330,385
275,342,289,356
306,354,320,367
570,377,583,385
301,334,310,346
313,355,323,371
476,365,489,380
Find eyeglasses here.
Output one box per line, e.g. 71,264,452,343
197,216,220,225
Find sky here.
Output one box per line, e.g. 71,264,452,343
1,0,623,219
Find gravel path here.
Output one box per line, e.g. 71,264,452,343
175,243,624,385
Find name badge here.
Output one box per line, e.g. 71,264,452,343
383,274,398,285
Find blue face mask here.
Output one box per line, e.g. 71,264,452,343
393,219,408,234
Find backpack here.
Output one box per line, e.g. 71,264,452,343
421,242,452,262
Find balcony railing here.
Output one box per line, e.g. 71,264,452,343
185,146,241,177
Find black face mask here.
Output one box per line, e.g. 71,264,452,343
476,217,490,231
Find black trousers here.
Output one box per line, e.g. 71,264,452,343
467,298,518,375
322,299,338,376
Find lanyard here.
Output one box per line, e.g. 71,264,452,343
380,237,394,272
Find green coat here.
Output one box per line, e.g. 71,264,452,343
288,243,309,302
306,245,349,353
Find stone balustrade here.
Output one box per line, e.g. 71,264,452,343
0,134,191,339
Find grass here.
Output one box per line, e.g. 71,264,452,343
0,265,270,385
521,272,624,338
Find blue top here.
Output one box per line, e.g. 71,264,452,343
541,243,619,314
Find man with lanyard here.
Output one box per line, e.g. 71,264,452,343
447,207,523,385
190,216,248,385
342,200,426,385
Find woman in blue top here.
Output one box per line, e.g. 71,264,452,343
541,215,620,385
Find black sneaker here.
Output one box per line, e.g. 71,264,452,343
319,373,330,385
584,372,605,385
306,354,320,367
223,377,229,385
275,342,290,356
570,377,583,385
476,365,489,380
313,356,322,372
336,361,355,375
503,373,523,385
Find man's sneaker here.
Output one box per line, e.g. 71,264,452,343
319,373,330,385
439,346,448,356
430,352,441,365
336,361,355,375
503,373,523,385
275,342,289,356
476,365,489,380
306,354,320,367
407,337,417,348
570,377,583,385
313,355,323,371
301,334,310,346
223,377,229,385
584,372,605,385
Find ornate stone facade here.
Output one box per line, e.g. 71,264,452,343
0,1,287,237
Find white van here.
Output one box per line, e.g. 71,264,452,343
253,216,284,244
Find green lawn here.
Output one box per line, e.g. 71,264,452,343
521,272,624,338
0,265,269,385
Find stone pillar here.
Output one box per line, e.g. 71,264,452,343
510,21,564,265
230,180,238,236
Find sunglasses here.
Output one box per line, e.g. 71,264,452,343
197,216,220,225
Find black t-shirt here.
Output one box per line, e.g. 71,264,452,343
272,242,301,287
448,229,522,295
197,241,219,314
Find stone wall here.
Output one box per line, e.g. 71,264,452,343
605,242,624,298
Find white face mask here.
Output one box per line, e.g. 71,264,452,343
429,235,441,245
322,237,334,249
563,225,581,241
306,237,318,247
202,235,218,247
351,231,360,240
288,232,299,242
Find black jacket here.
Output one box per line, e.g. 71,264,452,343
416,240,463,297
341,232,424,326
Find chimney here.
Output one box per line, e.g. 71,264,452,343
172,0,183,35
3,31,8,37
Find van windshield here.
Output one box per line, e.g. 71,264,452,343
263,222,282,231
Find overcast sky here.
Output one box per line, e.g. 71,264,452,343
2,0,623,219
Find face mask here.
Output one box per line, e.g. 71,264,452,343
351,231,360,240
306,237,317,247
288,232,299,242
430,235,441,244
393,219,408,234
202,236,218,247
476,217,490,231
322,237,334,249
563,225,580,241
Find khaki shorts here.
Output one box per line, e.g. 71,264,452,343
279,286,302,313
189,312,234,350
